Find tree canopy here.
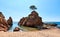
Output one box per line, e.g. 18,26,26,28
30,5,37,11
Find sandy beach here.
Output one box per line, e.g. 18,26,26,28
0,28,60,37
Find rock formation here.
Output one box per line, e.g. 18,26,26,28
0,12,5,18
7,17,13,27
42,23,57,29
13,27,20,31
0,12,13,32
18,11,43,28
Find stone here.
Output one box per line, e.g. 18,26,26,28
7,17,13,27
42,23,57,29
13,27,20,31
0,17,9,32
0,12,13,32
0,17,9,28
0,12,5,18
18,11,43,28
18,17,26,26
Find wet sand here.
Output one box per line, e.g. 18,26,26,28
0,28,60,37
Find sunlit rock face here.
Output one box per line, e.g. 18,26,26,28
0,17,9,32
0,12,5,18
18,11,43,28
0,12,8,32
0,12,13,32
7,17,13,27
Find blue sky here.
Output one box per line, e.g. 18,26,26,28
0,0,60,22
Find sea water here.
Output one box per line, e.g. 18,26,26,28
9,22,60,32
9,22,19,32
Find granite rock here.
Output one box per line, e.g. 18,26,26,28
18,11,43,28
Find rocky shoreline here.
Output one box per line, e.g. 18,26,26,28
18,11,58,31
0,11,59,37
0,11,59,32
0,12,13,32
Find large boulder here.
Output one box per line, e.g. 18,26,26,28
0,17,10,28
7,17,13,27
13,27,20,31
18,11,43,28
0,17,9,32
0,24,8,32
0,12,13,32
0,12,9,32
